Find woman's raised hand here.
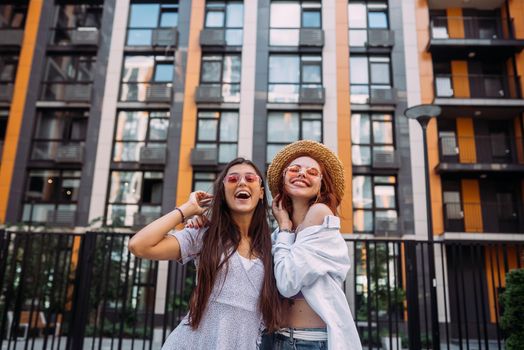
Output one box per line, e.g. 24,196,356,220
271,194,293,230
188,191,214,216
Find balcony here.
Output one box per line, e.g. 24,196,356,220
349,29,395,49
120,82,172,103
433,74,524,115
437,135,524,173
50,28,100,46
0,29,24,46
190,147,218,166
195,84,240,104
40,82,92,102
443,201,524,234
139,146,167,165
428,16,524,59
350,86,397,105
270,29,324,47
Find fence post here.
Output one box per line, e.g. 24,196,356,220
66,232,97,350
405,241,422,350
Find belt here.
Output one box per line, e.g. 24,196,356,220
276,328,328,341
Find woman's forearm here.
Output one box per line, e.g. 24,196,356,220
128,202,197,260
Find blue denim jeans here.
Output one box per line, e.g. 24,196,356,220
273,328,327,350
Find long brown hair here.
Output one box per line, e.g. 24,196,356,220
278,156,340,219
188,158,282,331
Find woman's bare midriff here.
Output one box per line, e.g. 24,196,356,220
283,299,326,328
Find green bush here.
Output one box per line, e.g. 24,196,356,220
500,268,524,350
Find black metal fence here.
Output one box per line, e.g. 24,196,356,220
0,229,522,350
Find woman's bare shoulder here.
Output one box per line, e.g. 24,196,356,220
301,203,335,228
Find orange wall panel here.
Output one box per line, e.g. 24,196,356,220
456,117,476,163
461,179,483,232
0,0,44,223
451,61,470,98
485,245,521,323
336,0,352,232
446,8,465,39
174,0,205,222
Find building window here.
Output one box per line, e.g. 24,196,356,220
200,54,241,103
22,170,81,223
193,172,217,193
106,171,163,226
0,55,17,102
348,1,388,47
113,110,169,162
350,55,391,104
41,55,95,101
268,55,322,103
127,2,178,46
269,1,321,46
353,175,397,233
351,113,394,166
50,4,102,45
31,110,88,161
120,55,174,102
266,111,322,163
0,4,27,29
205,1,243,46
195,111,238,164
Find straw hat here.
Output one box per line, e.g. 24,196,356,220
267,140,345,200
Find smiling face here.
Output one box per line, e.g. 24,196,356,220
283,156,323,201
223,164,265,215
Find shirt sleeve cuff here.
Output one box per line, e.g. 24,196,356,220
275,230,296,246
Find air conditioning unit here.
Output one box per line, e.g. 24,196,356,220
190,148,218,166
299,87,325,104
372,149,400,169
64,84,92,101
56,144,84,163
146,84,171,102
299,29,324,47
195,85,222,103
367,29,395,47
139,146,167,164
152,28,178,47
200,29,226,46
133,212,160,227
47,210,76,226
71,28,99,45
375,216,398,235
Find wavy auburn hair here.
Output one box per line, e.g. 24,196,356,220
188,158,283,331
277,156,340,219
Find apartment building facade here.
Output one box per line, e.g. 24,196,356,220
0,0,523,347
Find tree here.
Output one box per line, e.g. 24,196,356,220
500,268,524,350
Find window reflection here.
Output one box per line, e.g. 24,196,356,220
266,111,322,163
350,55,391,104
205,1,243,46
348,1,388,47
351,113,394,166
200,55,241,103
127,3,178,46
195,111,238,164
270,1,321,46
353,175,397,233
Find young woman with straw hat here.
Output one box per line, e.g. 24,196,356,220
267,140,361,350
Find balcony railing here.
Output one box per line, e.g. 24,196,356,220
439,135,523,164
120,82,173,102
49,27,100,46
443,201,524,233
40,82,93,101
195,83,240,103
0,28,24,45
31,141,85,162
0,82,14,101
268,83,324,104
434,74,522,99
127,27,178,47
430,16,515,40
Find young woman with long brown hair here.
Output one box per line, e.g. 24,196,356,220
128,158,281,349
267,140,361,350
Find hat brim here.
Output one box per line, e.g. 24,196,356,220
267,140,345,200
